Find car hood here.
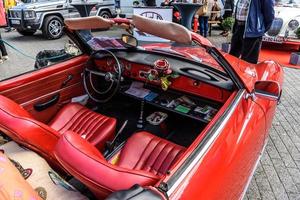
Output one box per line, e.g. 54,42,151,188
275,6,300,19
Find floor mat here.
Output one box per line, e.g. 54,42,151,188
0,141,88,200
259,44,300,69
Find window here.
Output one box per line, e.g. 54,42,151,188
0,32,82,81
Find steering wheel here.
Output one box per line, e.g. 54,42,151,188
83,49,122,103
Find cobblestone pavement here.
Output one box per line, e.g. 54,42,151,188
208,31,300,200
1,28,300,200
244,69,300,200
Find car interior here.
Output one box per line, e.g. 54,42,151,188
0,17,238,199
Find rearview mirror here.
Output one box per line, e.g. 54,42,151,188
121,34,138,48
254,81,281,101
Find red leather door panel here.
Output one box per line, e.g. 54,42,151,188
0,56,88,123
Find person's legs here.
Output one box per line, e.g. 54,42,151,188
241,36,262,64
4,14,12,32
199,17,204,36
229,23,244,58
203,16,209,37
0,32,8,59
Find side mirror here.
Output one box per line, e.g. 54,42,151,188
253,80,281,101
121,34,138,48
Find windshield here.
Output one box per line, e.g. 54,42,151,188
77,26,225,73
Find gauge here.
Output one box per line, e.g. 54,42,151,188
106,58,115,67
125,63,132,71
113,61,124,73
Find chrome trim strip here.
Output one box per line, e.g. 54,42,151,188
167,89,246,196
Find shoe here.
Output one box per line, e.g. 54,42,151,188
2,56,8,61
0,59,3,64
222,32,229,37
4,28,11,32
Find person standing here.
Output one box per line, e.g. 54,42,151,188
0,0,8,63
220,0,233,36
4,0,16,32
229,0,275,64
223,0,234,18
196,0,209,37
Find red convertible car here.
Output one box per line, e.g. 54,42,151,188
0,15,283,200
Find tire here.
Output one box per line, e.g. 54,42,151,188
99,10,112,19
16,29,36,36
42,15,64,40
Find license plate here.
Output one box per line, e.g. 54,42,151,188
11,20,20,25
263,36,283,43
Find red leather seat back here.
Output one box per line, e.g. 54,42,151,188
54,131,160,198
48,103,116,151
0,95,59,161
117,132,186,176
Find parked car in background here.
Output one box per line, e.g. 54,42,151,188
8,0,115,39
115,0,164,18
263,0,300,49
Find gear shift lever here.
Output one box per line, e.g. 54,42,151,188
104,120,128,157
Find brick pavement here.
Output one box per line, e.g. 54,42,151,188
208,30,300,200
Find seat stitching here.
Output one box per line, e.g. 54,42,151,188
132,137,156,170
157,146,179,176
0,107,59,139
74,111,97,135
87,117,109,139
85,115,106,140
80,112,100,136
168,149,185,171
57,107,86,132
72,110,91,133
85,114,103,136
147,142,169,175
156,144,176,175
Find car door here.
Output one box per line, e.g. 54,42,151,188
0,38,87,124
165,89,267,200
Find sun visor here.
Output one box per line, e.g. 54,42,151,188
64,16,114,30
132,15,192,44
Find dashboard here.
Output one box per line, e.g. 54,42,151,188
94,56,232,103
93,50,234,91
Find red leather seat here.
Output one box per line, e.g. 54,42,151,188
49,103,116,150
54,131,186,198
0,95,116,163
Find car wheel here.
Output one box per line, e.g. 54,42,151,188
16,29,36,36
99,10,111,19
42,16,64,40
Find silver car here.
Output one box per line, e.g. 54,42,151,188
8,0,116,39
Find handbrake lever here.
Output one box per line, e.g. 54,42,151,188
104,120,128,157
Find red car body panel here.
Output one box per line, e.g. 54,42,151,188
159,35,283,200
166,90,267,200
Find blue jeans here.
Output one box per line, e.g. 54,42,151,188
199,16,209,38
